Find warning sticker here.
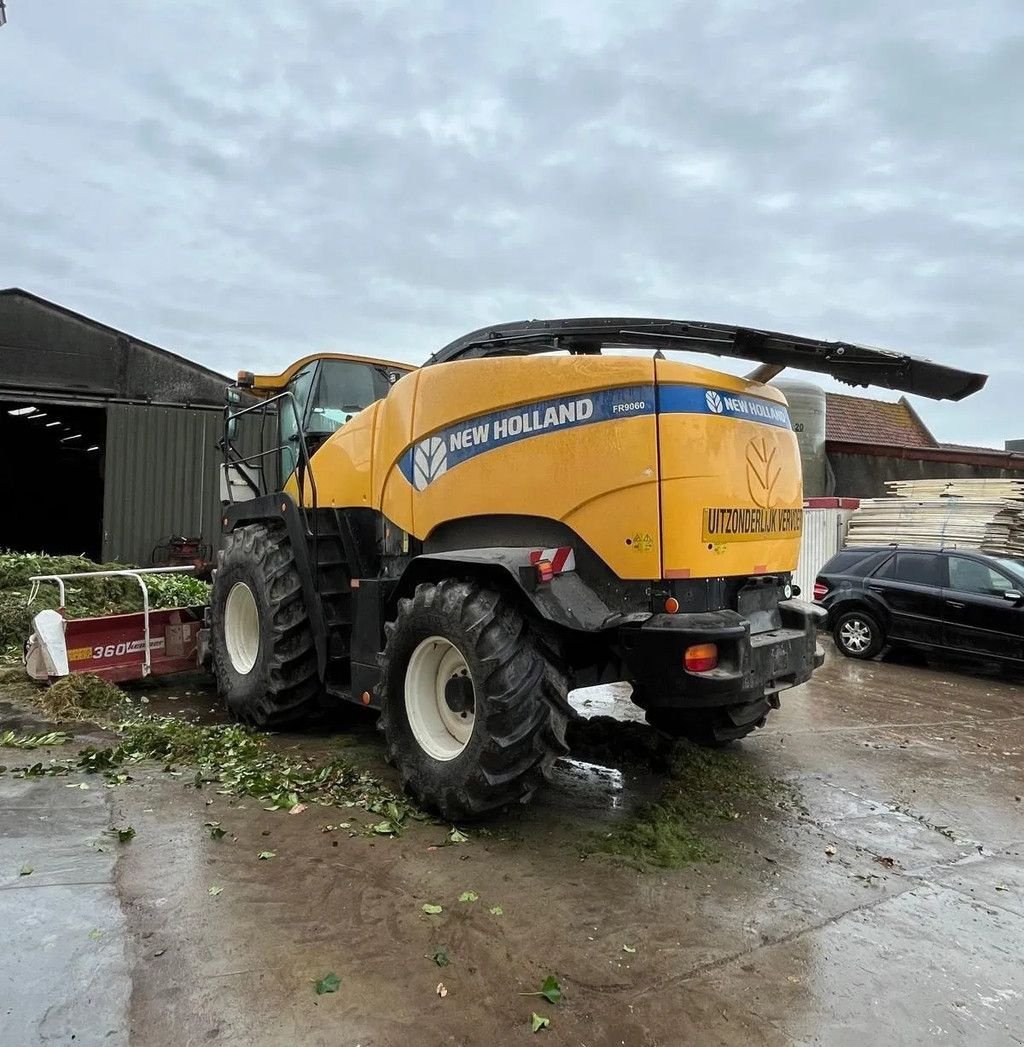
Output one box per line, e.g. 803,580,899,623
702,507,802,543
67,647,93,662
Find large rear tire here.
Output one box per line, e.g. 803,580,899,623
379,579,569,820
211,523,321,728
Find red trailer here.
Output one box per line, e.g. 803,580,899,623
25,567,206,684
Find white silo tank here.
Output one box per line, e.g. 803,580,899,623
770,380,828,497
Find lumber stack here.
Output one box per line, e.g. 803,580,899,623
845,479,1024,556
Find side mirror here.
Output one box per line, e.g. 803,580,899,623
1003,589,1022,603
226,415,239,441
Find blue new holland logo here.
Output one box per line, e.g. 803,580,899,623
397,382,791,490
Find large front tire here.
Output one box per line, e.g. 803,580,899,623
210,524,321,728
379,579,569,820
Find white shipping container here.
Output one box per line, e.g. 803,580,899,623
794,503,857,597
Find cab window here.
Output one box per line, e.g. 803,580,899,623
947,557,1016,597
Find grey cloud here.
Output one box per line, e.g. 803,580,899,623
1,0,1021,445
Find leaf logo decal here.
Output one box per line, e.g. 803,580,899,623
746,436,780,508
413,435,448,491
705,390,724,414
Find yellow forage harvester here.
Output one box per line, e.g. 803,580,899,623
216,317,985,818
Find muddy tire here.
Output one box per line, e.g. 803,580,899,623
833,609,884,660
378,579,569,820
211,523,321,728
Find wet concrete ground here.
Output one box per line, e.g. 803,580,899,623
2,644,1022,1046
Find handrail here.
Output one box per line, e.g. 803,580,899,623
28,566,197,678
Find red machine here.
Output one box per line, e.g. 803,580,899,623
25,567,206,684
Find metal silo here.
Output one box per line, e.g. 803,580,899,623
771,380,828,498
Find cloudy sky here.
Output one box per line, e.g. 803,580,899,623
2,1,1022,445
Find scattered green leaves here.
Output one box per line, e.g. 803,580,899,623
531,1013,550,1033
19,863,33,876
622,944,636,954
489,905,504,917
520,975,562,1005
448,828,469,844
458,890,478,903
1,730,71,750
257,850,275,860
208,885,223,896
205,821,227,840
313,972,340,995
422,903,443,915
430,945,450,967
107,825,135,843
88,928,103,941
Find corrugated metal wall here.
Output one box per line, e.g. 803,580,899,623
103,404,224,564
795,507,855,596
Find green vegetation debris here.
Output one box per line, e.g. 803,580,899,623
73,714,419,824
88,928,103,941
39,674,127,722
422,903,443,915
19,863,33,876
313,972,340,995
208,885,223,896
458,890,478,903
488,905,503,917
622,944,636,954
592,740,796,869
448,828,469,844
107,825,136,843
205,821,227,840
257,850,275,860
429,945,450,967
0,730,71,749
520,975,562,1005
531,1013,550,1033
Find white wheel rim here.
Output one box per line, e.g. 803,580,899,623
224,582,260,674
405,635,475,761
839,618,871,653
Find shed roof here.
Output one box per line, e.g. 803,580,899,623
0,288,231,407
825,392,936,448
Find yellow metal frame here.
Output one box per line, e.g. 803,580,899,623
244,352,415,395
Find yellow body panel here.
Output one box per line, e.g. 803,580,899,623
653,360,803,578
306,353,803,581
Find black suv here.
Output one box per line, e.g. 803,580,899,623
815,546,1024,664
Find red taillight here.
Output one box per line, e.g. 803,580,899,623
684,643,718,672
535,559,554,584
664,596,680,614
813,580,829,601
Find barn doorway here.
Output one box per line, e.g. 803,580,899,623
0,401,106,560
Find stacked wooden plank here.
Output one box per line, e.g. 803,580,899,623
845,478,1024,556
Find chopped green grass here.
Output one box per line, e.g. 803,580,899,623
39,674,128,722
594,740,795,869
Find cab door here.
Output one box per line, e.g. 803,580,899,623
942,555,1024,661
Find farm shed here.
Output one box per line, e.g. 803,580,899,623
0,288,244,564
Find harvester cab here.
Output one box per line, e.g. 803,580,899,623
217,318,985,819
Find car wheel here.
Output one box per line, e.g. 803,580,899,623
833,610,884,660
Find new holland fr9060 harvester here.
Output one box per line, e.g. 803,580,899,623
214,318,984,818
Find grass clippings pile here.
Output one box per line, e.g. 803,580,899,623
0,551,210,658
38,673,129,722
595,740,796,869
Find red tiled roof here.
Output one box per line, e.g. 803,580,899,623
825,392,936,448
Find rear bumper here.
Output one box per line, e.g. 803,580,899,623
619,599,825,709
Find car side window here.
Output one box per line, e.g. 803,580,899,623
948,557,1015,597
871,554,896,580
892,552,943,586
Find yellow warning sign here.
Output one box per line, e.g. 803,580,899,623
702,506,802,543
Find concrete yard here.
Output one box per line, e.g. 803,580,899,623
1,644,1022,1046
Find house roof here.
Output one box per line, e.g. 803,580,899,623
825,392,937,448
